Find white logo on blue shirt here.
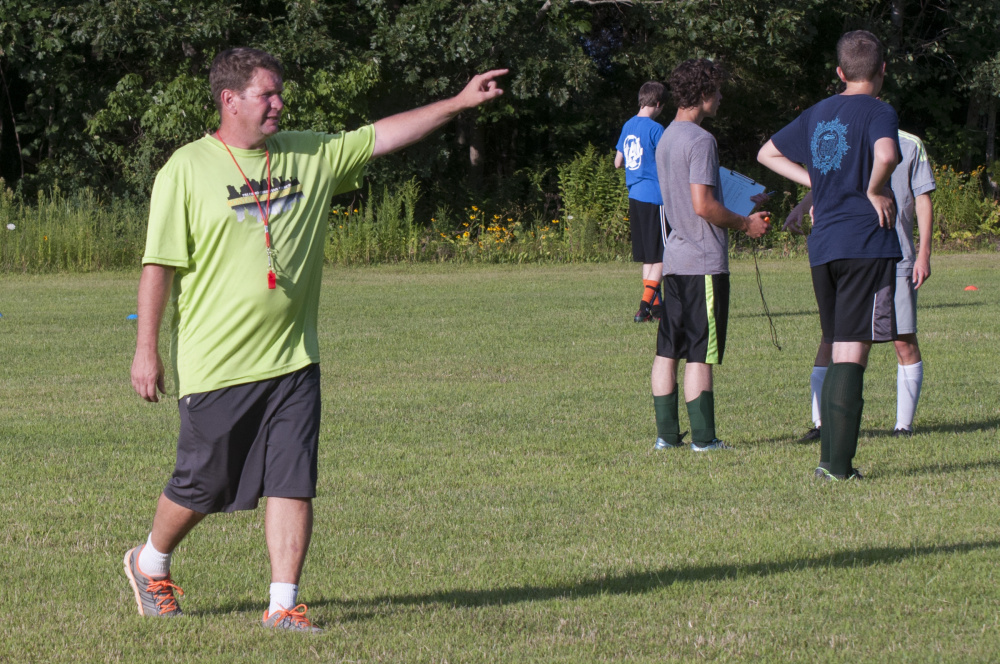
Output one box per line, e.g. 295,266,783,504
623,135,643,170
811,118,850,175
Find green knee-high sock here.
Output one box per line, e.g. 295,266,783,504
822,363,865,477
653,392,681,443
686,391,716,444
819,365,832,467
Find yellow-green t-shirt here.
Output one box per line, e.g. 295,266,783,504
143,128,375,397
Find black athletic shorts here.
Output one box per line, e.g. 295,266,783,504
812,257,897,344
629,198,669,263
656,273,730,364
164,364,321,514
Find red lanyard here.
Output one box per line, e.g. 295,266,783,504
217,133,276,289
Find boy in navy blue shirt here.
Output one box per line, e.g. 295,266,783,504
758,30,901,480
616,81,668,322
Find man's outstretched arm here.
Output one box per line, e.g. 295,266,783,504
371,69,509,159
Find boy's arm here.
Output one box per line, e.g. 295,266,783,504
614,151,624,169
757,140,811,188
784,191,814,235
912,193,933,288
867,136,899,228
690,184,771,238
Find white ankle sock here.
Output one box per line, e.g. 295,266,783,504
895,361,923,430
137,533,171,578
269,583,299,615
810,366,827,427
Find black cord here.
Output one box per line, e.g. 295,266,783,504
751,241,782,351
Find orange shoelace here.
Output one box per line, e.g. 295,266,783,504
271,604,312,628
146,577,184,613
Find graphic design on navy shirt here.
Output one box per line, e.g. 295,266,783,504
811,118,850,175
769,94,902,266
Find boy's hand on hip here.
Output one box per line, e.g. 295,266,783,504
867,188,896,229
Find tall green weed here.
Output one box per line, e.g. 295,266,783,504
0,186,146,272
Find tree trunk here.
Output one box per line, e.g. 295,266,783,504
465,115,484,192
986,97,997,198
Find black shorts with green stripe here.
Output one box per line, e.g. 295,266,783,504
656,273,730,364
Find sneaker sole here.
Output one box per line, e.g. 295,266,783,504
123,547,147,617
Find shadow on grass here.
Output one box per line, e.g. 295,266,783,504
920,301,984,311
894,458,1000,478
732,309,816,320
861,419,1000,437
322,539,1000,621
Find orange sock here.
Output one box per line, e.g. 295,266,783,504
642,280,660,304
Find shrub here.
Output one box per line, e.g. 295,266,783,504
557,145,630,257
931,165,1000,246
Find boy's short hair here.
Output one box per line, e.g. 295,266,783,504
638,81,666,108
669,59,726,109
210,48,284,112
836,30,884,82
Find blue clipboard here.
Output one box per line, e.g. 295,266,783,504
718,167,765,217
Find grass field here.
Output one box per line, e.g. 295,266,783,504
1,254,998,662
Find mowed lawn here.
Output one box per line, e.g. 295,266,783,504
1,253,998,663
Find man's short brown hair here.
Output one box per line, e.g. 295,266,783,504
668,59,726,109
638,81,666,108
836,30,884,82
209,48,284,112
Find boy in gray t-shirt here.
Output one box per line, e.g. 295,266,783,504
650,59,770,451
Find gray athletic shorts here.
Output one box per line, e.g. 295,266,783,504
163,364,321,514
895,273,917,335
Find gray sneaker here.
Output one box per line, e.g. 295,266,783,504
653,431,687,450
691,439,732,451
814,466,863,481
123,546,183,617
262,604,323,633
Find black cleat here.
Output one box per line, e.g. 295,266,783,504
892,427,914,437
798,426,821,443
634,302,652,323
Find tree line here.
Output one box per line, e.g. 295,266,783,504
1,0,998,210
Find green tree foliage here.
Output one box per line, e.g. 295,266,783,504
1,0,1000,206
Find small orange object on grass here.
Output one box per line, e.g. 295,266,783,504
964,285,979,291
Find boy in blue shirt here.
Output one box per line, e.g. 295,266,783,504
758,30,901,480
616,81,668,322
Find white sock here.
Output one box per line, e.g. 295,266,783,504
896,361,923,430
269,582,299,615
137,533,171,578
810,366,827,427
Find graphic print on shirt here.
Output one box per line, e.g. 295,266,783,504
810,118,850,175
226,177,305,223
623,135,644,170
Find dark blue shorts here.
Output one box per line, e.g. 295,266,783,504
164,364,321,514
